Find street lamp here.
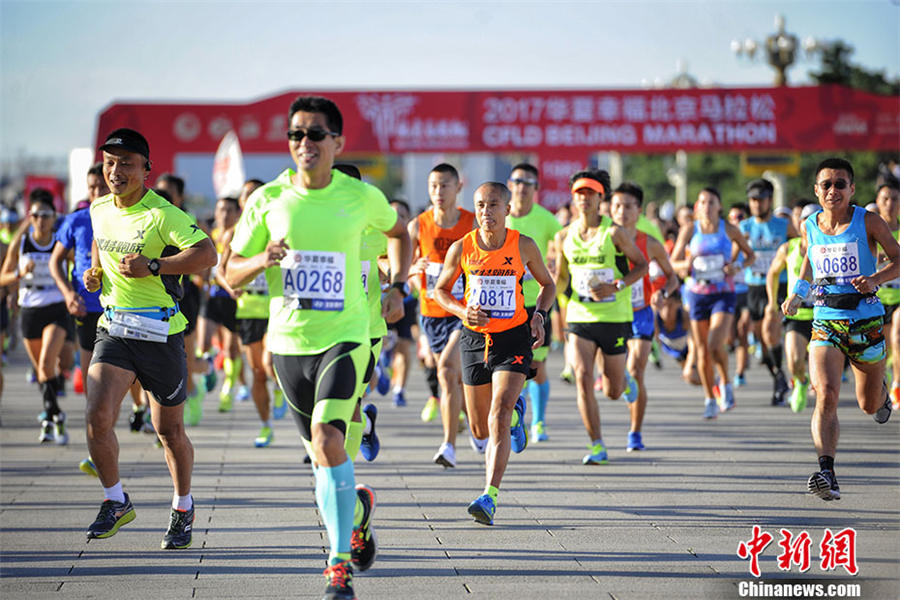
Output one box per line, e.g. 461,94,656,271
732,14,818,86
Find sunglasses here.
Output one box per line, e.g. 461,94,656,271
816,180,849,191
509,178,537,187
286,127,338,142
30,210,55,219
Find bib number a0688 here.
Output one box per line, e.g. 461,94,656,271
812,243,859,284
281,250,346,311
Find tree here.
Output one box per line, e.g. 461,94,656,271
808,40,900,96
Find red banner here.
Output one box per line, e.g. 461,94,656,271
96,85,899,176
24,175,67,215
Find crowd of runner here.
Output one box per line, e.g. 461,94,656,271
0,95,897,600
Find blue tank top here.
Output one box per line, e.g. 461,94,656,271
739,216,790,286
806,205,883,320
688,219,733,295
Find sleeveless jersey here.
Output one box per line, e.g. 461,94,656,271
876,218,900,306
806,205,883,321
506,203,560,307
18,230,64,308
785,237,813,321
630,231,652,311
459,229,528,334
417,207,475,317
688,219,733,295
740,216,790,286
562,216,632,323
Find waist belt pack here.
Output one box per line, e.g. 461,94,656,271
813,292,875,310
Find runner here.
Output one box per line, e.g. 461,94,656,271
727,203,751,386
386,200,419,410
671,188,755,418
610,183,679,451
504,163,561,442
82,128,216,548
0,190,70,443
739,179,797,405
554,169,648,464
782,157,895,501
435,182,555,524
873,180,900,410
409,163,476,467
766,203,821,413
226,96,411,599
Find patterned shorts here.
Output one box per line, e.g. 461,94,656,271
810,316,886,364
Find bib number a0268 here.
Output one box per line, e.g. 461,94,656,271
281,250,346,311
812,243,859,284
468,275,516,318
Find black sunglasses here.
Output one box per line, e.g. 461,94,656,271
30,210,55,219
286,127,338,142
816,180,849,191
509,177,537,187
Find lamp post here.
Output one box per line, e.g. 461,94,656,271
732,14,820,87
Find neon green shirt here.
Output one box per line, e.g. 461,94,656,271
785,237,813,321
506,203,561,307
876,221,900,306
562,216,632,323
361,227,388,339
637,214,664,244
235,270,270,319
91,189,209,334
230,169,397,355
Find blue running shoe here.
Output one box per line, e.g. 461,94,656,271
360,403,380,461
720,383,735,412
510,395,527,453
531,421,548,442
467,494,496,526
582,441,608,465
623,372,638,404
393,389,407,408
375,367,391,396
626,431,644,452
272,388,287,420
734,373,747,387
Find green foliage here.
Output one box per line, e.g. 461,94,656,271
809,41,900,96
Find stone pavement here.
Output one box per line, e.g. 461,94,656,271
1,341,898,599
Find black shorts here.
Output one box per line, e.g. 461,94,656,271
0,300,7,333
20,302,69,340
460,323,533,386
64,314,76,342
567,321,632,355
525,306,551,349
388,295,417,340
747,283,786,321
203,295,237,332
883,302,899,324
735,290,748,313
421,315,463,354
74,312,101,351
784,318,813,340
181,279,201,336
91,327,188,406
237,318,267,346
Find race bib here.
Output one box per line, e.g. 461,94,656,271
425,261,464,300
572,267,614,303
108,311,169,343
692,254,725,282
811,243,860,284
751,249,776,276
468,275,516,319
22,253,54,287
630,278,645,308
246,271,268,294
280,250,346,311
361,260,371,296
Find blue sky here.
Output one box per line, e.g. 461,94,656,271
1,0,897,161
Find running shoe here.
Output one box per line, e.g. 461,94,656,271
771,371,789,406
87,493,136,539
129,408,146,433
351,484,377,572
375,366,391,396
420,395,439,421
510,395,528,453
873,384,892,424
27,368,37,384
322,560,355,600
582,441,608,465
790,380,809,413
203,356,217,392
254,426,274,448
734,373,747,387
457,411,467,433
79,457,98,477
360,403,380,461
531,421,549,442
468,433,486,454
39,419,54,443
218,385,233,413
272,388,286,420
623,372,638,404
235,385,250,403
719,384,735,412
626,431,644,452
649,340,662,370
559,366,574,384
433,442,456,468
808,470,840,501
703,398,719,420
184,388,203,426
891,384,900,412
392,389,407,408
467,493,496,526
52,412,69,445
161,504,194,549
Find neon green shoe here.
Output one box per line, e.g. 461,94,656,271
254,426,274,448
790,379,809,413
79,457,98,477
420,396,439,422
184,388,203,426
218,384,233,413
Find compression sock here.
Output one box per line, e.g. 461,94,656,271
528,380,550,426
314,459,356,565
818,455,835,473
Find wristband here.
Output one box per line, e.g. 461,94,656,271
535,309,548,322
792,279,810,299
389,281,410,297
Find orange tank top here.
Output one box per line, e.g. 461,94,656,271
417,208,475,317
460,229,528,334
630,231,653,310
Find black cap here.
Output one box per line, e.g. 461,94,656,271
746,178,774,198
99,128,150,159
